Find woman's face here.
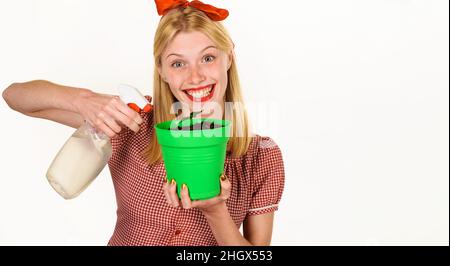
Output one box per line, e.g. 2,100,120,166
158,31,232,118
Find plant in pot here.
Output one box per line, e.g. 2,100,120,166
154,110,231,200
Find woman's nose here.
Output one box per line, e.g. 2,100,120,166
188,65,206,84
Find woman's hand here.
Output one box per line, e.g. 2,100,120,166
74,90,148,138
163,174,231,214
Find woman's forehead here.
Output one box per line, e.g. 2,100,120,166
164,31,216,55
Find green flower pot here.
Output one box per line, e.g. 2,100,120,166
154,119,231,200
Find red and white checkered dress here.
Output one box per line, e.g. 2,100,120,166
107,99,285,246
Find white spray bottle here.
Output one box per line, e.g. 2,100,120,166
46,84,151,199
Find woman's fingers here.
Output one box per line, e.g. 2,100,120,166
82,94,146,137
163,177,173,207
93,112,118,138
169,180,180,208
166,174,230,210
180,184,192,209
104,97,143,132
101,112,123,135
95,96,143,135
105,104,140,133
219,175,232,201
115,97,143,124
112,97,143,129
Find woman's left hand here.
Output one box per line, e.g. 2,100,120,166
163,174,231,213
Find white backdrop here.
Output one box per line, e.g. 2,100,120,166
0,0,448,246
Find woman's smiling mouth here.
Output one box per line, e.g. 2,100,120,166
184,84,215,102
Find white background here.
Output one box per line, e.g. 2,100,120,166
0,0,448,245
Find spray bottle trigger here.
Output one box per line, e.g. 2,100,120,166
143,104,152,113
127,103,141,113
118,84,151,112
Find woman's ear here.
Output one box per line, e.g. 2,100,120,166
157,64,163,78
227,49,234,70
157,64,167,82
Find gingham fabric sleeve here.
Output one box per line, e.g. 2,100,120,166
247,137,285,216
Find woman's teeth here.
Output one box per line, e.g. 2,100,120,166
186,86,213,99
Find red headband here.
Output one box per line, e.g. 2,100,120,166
155,0,229,21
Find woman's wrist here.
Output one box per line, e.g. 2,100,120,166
201,201,228,218
71,87,93,114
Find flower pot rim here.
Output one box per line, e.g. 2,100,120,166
154,118,231,131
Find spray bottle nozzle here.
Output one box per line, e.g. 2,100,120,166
118,84,152,113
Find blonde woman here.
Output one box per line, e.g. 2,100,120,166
2,0,285,246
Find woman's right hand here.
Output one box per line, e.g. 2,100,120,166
74,90,145,138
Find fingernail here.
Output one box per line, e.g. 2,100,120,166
171,179,176,185
182,184,187,190
220,173,227,181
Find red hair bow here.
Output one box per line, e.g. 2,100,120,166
155,0,229,21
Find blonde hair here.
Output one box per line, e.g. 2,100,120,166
143,6,253,165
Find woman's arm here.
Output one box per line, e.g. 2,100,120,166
201,202,253,246
2,80,144,136
2,80,88,128
202,202,275,246
243,212,274,245
164,178,275,246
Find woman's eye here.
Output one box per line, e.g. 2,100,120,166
172,62,184,68
204,55,215,63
